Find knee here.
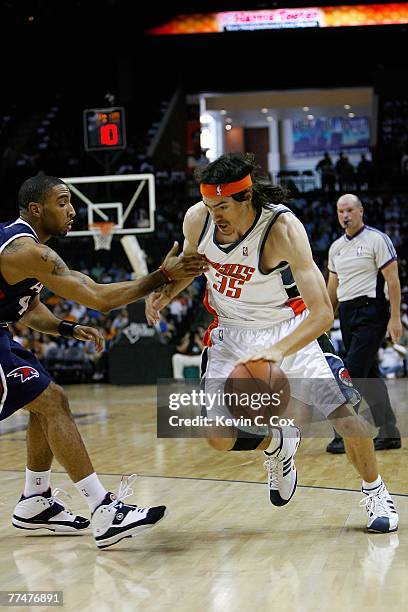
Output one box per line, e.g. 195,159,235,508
50,382,69,404
43,383,71,417
334,417,358,438
332,414,371,438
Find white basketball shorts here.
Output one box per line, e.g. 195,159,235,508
201,310,360,419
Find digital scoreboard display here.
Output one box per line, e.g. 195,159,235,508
83,107,126,151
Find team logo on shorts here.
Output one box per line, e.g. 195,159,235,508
7,366,40,383
338,367,353,387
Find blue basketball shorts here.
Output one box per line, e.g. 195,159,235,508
0,328,52,421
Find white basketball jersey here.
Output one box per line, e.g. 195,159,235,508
197,204,306,331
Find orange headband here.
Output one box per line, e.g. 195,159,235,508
200,174,252,198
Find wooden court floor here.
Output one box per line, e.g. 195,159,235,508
0,381,407,612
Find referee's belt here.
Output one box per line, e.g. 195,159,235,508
339,296,383,308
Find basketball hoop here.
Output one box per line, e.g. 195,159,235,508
89,222,116,251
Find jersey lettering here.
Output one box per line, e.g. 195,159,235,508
17,282,44,316
0,220,42,323
18,296,31,316
30,282,43,294
206,257,255,300
225,277,245,298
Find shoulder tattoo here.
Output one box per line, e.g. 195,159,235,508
2,239,28,255
40,247,71,276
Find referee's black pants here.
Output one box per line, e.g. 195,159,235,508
338,297,397,433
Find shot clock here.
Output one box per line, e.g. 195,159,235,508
83,107,126,151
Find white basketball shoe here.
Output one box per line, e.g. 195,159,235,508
360,480,399,533
263,427,301,506
91,475,167,549
12,488,90,533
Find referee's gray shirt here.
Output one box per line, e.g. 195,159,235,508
328,225,397,302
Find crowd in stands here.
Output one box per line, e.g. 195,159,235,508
4,161,407,382
1,92,408,381
314,152,375,192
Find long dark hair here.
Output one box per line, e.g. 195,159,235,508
194,152,291,210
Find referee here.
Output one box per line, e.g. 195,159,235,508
326,193,402,453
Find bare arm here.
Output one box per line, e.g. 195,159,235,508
244,216,333,363
145,202,207,324
20,295,63,335
20,295,105,351
1,238,206,314
326,271,339,314
381,260,402,342
162,204,206,299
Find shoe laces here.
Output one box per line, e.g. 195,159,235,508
359,485,394,518
107,474,144,512
50,488,74,516
263,457,279,489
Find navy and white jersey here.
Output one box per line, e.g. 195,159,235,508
0,218,43,324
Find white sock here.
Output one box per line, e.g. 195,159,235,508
24,468,51,497
264,427,282,454
362,475,382,490
74,473,108,512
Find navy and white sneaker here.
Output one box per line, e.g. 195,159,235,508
360,481,399,533
12,488,90,533
91,475,167,549
263,427,301,506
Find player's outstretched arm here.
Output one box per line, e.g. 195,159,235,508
3,238,206,314
145,202,207,325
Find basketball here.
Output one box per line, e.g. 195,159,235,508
224,359,291,427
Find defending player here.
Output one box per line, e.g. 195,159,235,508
1,174,207,549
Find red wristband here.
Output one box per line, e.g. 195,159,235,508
159,265,173,283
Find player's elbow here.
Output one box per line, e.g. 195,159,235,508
88,285,120,314
310,301,333,332
320,304,334,331
99,305,113,315
95,298,114,315
83,291,113,315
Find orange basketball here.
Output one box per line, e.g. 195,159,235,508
224,359,290,428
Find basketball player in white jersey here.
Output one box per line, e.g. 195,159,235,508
146,153,398,533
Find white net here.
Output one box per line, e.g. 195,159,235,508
90,223,115,251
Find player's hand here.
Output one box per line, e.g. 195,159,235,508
145,291,170,325
239,346,284,366
73,325,105,352
387,317,402,343
161,241,208,280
